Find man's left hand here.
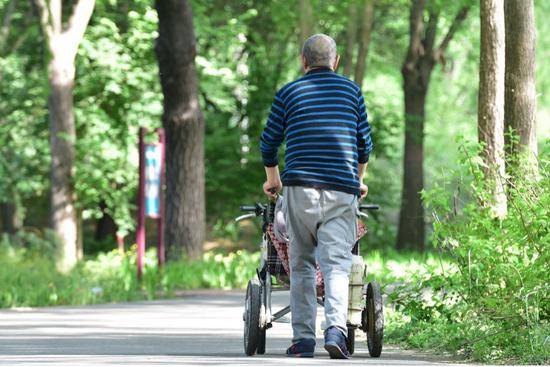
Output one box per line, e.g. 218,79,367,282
360,183,368,200
263,178,282,199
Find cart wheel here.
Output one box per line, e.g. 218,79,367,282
346,327,355,355
257,329,266,354
363,281,384,357
244,279,262,356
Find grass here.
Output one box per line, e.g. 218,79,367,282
0,233,445,308
0,240,260,308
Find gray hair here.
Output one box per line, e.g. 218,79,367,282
301,34,337,68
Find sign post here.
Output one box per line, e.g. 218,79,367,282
137,128,146,279
157,128,166,267
136,127,166,279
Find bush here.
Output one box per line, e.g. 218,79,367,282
387,140,549,364
0,237,259,308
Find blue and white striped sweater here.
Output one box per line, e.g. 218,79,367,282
260,67,373,196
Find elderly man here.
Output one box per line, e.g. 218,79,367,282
260,34,373,359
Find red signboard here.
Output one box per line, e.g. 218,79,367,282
136,127,166,279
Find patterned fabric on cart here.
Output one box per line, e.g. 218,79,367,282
266,220,367,297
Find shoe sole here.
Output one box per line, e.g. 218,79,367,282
324,342,350,359
286,352,314,358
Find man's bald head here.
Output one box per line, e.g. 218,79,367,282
301,34,338,69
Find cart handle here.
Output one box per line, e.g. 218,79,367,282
236,203,265,221
359,203,380,211
235,213,257,222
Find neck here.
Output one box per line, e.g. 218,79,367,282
305,65,334,73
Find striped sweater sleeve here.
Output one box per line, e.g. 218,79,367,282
356,90,373,163
260,92,285,167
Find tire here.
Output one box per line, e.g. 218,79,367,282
363,281,384,357
257,329,266,354
346,327,355,355
244,279,262,356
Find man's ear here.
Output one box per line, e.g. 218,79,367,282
300,54,308,72
333,54,341,71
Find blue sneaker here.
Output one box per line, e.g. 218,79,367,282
286,338,315,358
324,326,350,359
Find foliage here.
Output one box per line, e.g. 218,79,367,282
0,0,48,222
0,230,442,308
0,232,259,308
73,0,162,236
386,140,549,364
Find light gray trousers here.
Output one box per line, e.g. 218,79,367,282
282,186,357,342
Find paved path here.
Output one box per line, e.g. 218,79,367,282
0,290,473,366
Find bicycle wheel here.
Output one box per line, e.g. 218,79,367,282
363,281,383,357
257,329,266,354
243,279,262,356
346,326,355,355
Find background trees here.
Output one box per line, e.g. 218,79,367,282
35,0,95,270
154,0,205,260
396,0,470,250
477,0,539,217
0,0,38,236
354,0,375,88
478,0,506,218
0,0,546,259
504,0,538,176
341,0,375,87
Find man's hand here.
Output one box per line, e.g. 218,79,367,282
263,179,282,198
263,165,282,199
358,162,369,200
360,183,368,200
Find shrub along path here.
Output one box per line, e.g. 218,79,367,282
0,290,476,366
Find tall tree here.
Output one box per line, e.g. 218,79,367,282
396,1,469,251
299,0,313,46
155,0,205,260
478,0,507,218
35,0,95,271
343,2,358,77
1,0,21,235
504,0,538,175
354,0,375,88
1,202,21,234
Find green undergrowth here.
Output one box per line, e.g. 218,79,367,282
0,237,261,308
384,142,549,365
0,233,429,309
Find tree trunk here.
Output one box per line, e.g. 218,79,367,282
354,0,375,88
95,201,117,242
342,2,358,77
396,65,431,251
155,0,205,260
48,57,78,270
478,0,507,218
35,0,95,270
76,208,83,259
395,0,432,251
395,1,469,251
1,200,21,234
504,0,537,174
116,0,132,34
298,0,313,46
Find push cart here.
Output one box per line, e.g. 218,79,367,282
236,197,383,357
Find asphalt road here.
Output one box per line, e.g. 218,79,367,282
0,290,474,366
